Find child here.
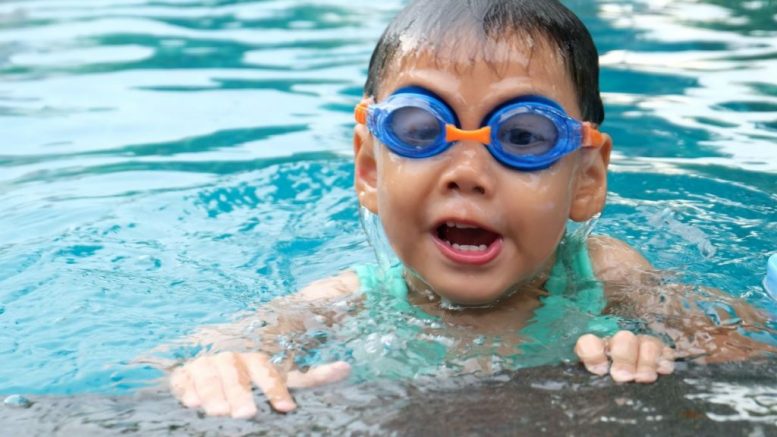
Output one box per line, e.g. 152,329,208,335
167,0,771,420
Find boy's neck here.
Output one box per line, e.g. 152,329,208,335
402,253,556,310
402,267,550,335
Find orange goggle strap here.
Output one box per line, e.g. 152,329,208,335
354,102,369,125
582,122,606,149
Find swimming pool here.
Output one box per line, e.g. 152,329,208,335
0,0,775,433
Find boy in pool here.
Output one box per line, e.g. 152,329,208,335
167,0,771,419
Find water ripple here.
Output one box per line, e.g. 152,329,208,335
598,0,777,171
0,0,775,398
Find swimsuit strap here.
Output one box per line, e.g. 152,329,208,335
353,264,433,321
520,238,621,359
545,236,608,315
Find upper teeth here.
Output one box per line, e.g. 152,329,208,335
446,222,478,230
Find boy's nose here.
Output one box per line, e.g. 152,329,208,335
439,142,495,197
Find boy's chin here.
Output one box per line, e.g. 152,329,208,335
430,283,512,307
406,265,526,307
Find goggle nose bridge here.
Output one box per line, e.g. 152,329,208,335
445,125,492,145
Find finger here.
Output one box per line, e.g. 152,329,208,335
170,367,201,409
609,331,639,383
190,356,231,416
243,352,297,413
634,336,663,383
658,346,676,375
575,334,609,376
214,353,258,419
287,361,352,389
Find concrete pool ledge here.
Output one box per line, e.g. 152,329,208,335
2,359,776,436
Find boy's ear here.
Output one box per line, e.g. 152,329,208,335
354,122,379,214
570,134,612,222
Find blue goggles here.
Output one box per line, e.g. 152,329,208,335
355,87,605,171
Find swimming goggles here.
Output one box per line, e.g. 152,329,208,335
354,87,606,171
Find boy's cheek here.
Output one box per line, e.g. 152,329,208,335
376,187,421,228
378,152,436,181
375,158,436,207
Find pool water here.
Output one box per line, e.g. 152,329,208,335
0,0,775,409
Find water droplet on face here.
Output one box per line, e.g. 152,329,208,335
4,394,32,409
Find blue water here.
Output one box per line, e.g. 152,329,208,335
0,0,775,396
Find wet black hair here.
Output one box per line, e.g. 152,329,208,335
364,0,605,125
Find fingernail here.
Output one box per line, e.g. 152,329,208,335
209,402,231,416
181,393,201,409
331,362,352,378
588,363,610,376
635,371,657,383
274,400,297,413
658,359,675,374
334,362,352,373
232,405,257,420
611,369,634,382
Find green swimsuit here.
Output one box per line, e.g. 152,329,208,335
350,237,620,374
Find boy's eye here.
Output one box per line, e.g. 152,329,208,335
390,107,442,149
497,113,558,156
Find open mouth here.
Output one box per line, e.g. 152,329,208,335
432,221,503,265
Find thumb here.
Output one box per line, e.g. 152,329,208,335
286,361,351,389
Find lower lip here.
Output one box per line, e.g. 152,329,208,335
432,235,503,266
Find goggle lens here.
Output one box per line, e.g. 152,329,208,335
388,106,443,150
495,111,559,157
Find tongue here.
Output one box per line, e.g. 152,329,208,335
442,226,499,246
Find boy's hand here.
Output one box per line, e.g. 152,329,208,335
574,331,675,383
169,352,351,419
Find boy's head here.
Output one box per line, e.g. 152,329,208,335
364,0,605,125
353,0,612,305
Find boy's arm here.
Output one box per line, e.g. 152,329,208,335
185,271,360,350
168,271,360,419
586,236,773,363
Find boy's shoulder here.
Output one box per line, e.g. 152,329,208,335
291,237,652,303
587,235,653,284
292,270,361,302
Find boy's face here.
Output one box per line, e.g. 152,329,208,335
355,38,611,305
